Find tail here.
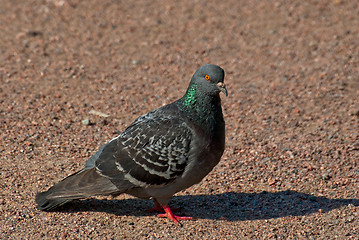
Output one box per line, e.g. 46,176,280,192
36,168,119,211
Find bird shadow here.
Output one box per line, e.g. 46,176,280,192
54,190,358,221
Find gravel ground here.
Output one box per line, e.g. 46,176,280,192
1,0,358,239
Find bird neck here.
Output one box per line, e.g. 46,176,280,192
178,83,224,127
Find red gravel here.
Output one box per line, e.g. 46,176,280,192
1,0,358,239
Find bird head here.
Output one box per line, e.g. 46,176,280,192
191,64,227,97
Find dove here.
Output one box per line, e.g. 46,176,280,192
36,64,227,224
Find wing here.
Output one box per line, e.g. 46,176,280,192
94,109,193,188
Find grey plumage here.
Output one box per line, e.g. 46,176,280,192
36,64,227,222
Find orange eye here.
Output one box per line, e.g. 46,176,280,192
205,75,210,81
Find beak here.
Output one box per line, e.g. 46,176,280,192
217,82,228,96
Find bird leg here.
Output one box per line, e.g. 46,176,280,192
147,198,182,213
158,205,193,224
147,198,192,224
146,198,165,213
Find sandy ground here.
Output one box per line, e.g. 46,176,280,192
1,0,358,239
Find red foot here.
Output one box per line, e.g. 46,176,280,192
158,205,192,224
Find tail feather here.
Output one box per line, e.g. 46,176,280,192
36,168,119,211
35,191,72,211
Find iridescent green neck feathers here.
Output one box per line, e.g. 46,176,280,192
183,83,197,107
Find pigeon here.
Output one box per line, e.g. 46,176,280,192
36,64,227,224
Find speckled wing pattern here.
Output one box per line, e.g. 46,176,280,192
94,109,193,188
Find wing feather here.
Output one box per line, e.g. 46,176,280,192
94,108,193,188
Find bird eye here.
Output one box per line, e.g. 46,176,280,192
205,75,210,81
